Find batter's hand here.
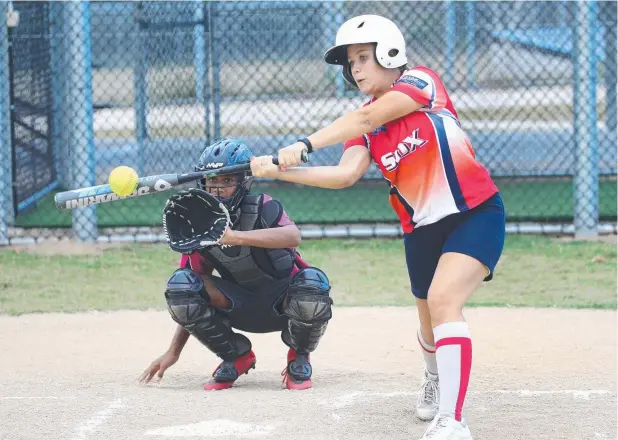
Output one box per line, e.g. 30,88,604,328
139,351,179,384
277,142,307,170
250,155,279,178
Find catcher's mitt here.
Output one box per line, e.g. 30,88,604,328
162,188,231,254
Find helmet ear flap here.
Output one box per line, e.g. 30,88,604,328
342,63,358,88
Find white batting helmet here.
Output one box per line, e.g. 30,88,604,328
324,14,408,87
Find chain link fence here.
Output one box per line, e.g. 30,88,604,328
0,1,616,244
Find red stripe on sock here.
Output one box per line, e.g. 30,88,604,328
435,336,472,422
417,333,436,354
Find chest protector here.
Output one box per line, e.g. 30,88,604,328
197,194,296,291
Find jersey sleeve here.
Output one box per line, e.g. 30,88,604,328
343,134,370,152
391,67,448,113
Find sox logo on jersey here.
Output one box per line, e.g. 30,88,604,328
380,129,427,172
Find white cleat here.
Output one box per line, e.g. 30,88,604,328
416,369,440,421
419,413,473,440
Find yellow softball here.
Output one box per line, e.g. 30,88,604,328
108,166,139,197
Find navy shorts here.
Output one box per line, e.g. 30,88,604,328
211,276,290,334
404,192,506,300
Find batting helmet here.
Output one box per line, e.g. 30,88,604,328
324,14,407,88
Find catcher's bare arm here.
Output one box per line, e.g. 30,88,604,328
167,324,191,355
220,224,301,248
139,324,189,384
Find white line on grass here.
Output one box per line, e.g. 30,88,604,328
70,398,124,440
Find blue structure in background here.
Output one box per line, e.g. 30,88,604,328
66,2,97,240
0,2,14,243
0,1,616,241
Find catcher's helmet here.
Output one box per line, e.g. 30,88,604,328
195,138,254,217
323,14,407,88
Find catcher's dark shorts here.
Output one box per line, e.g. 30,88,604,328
210,276,290,334
404,192,506,300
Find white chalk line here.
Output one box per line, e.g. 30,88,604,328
492,390,612,400
144,420,276,437
70,398,124,440
0,396,74,400
323,389,612,409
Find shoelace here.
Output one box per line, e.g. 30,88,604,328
211,361,237,381
281,364,310,385
421,415,450,439
280,366,289,385
417,377,440,405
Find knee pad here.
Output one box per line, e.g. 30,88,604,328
164,268,211,326
285,267,333,324
282,268,333,353
164,268,250,361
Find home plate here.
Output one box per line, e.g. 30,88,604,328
144,420,276,437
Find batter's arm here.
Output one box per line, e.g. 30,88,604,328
253,146,371,189
305,92,423,153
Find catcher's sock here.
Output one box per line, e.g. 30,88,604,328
434,321,472,422
417,328,438,375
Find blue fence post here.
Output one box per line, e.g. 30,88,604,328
465,2,476,89
202,0,211,145
573,0,599,238
66,1,97,241
0,2,16,244
560,2,568,27
50,2,67,190
444,0,456,89
603,1,617,156
194,0,205,105
324,1,345,97
209,1,220,140
56,4,72,195
134,2,147,176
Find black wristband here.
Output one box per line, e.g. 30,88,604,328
297,137,314,153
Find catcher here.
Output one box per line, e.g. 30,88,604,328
139,138,333,391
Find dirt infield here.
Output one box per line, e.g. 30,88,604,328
1,307,616,440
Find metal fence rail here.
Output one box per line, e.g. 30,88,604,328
0,1,616,245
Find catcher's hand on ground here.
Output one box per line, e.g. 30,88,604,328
139,352,179,384
163,188,231,254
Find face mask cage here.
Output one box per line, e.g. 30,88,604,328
198,172,254,216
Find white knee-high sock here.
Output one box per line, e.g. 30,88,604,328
434,321,472,422
417,328,438,375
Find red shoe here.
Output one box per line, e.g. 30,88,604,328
204,350,257,391
281,348,312,390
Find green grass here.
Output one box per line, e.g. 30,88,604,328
0,235,615,315
14,178,618,228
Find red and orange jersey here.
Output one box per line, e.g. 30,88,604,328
345,66,498,233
